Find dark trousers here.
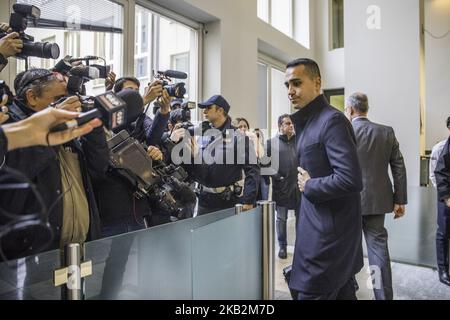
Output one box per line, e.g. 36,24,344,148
436,198,450,272
362,214,393,300
197,193,238,216
297,277,357,300
276,206,289,248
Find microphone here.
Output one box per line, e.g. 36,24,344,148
163,70,188,79
113,89,144,132
68,56,100,63
50,91,131,133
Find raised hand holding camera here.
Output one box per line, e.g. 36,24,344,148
143,80,163,105
54,95,82,112
0,32,23,59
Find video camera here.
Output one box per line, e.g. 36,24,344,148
50,88,145,134
0,4,60,60
107,130,196,220
154,70,187,99
169,101,195,125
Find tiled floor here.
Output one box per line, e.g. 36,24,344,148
274,211,450,300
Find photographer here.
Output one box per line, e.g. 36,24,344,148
0,30,23,72
112,76,170,147
93,78,171,236
0,68,109,258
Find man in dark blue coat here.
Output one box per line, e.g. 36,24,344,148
286,58,364,300
435,132,450,285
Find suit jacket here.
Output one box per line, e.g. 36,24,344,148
435,136,450,202
290,95,363,294
352,118,407,215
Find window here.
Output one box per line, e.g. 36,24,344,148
258,0,310,48
324,88,345,112
15,0,124,96
330,0,344,49
135,5,199,118
257,0,269,22
258,58,291,137
258,0,293,37
271,0,293,37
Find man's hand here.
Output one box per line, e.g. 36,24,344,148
298,167,311,193
143,80,163,105
4,108,102,150
393,204,406,220
0,105,9,125
0,23,12,33
170,128,186,143
158,89,171,115
105,71,116,91
55,96,82,112
147,146,163,162
0,32,23,58
243,204,254,211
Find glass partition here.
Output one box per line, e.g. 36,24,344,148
0,206,266,300
384,186,438,268
0,249,62,300
191,208,263,300
84,208,235,300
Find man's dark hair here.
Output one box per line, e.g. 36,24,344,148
447,116,450,128
14,70,28,94
15,68,57,102
286,58,321,80
278,114,292,127
114,77,140,93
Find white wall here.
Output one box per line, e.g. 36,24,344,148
345,0,423,186
425,0,450,149
168,0,313,128
314,0,345,90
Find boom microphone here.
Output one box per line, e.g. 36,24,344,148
163,70,188,79
68,56,100,63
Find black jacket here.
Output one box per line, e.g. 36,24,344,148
290,95,363,294
435,136,450,202
93,111,170,224
266,134,300,209
0,100,109,255
185,118,261,205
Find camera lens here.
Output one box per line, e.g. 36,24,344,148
22,41,60,59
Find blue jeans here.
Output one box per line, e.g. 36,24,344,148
276,206,289,248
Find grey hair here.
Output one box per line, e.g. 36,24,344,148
346,92,369,114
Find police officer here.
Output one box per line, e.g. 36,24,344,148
187,95,260,215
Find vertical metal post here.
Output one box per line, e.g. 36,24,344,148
235,204,244,215
62,243,83,300
258,200,276,300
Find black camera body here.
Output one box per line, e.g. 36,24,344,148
0,80,6,99
0,4,60,60
107,130,196,219
154,70,187,99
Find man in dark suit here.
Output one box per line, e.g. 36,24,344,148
287,58,364,300
435,130,450,286
346,92,407,299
